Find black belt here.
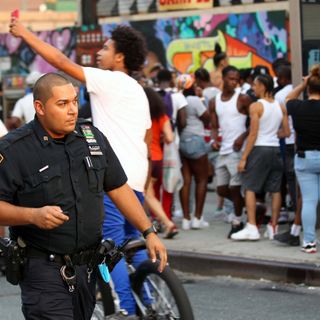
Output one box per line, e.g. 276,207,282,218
26,246,96,266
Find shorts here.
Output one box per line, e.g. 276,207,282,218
216,152,242,187
179,135,210,160
208,150,219,167
242,146,283,193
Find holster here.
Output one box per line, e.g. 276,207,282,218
0,237,27,285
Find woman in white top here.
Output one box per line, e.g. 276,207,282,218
231,74,290,241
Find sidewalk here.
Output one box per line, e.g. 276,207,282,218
163,191,320,286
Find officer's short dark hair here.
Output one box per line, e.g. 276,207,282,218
33,73,71,104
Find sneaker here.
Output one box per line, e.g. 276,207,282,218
182,218,191,230
301,241,317,254
263,223,278,240
231,223,260,241
191,217,210,229
274,231,300,246
228,222,244,239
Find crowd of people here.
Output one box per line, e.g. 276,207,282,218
0,17,319,319
122,51,320,257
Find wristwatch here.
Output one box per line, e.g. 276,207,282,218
142,225,157,239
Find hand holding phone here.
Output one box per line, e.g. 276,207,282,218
11,9,19,19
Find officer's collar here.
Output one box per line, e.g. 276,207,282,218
32,117,82,146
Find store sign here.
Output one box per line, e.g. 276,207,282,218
159,0,213,11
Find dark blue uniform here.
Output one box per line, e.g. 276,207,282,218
0,117,127,319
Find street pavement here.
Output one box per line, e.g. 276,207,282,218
163,190,320,285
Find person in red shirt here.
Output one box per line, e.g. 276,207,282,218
144,87,178,238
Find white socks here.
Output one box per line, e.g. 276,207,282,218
291,224,301,236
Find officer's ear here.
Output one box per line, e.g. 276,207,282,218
34,100,45,116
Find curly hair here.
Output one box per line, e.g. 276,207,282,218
111,25,147,74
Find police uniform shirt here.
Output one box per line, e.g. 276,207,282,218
0,117,127,254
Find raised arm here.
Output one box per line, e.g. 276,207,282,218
285,76,309,103
10,18,85,83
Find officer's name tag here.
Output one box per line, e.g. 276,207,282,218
89,145,103,156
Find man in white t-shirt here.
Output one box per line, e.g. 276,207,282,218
10,21,167,318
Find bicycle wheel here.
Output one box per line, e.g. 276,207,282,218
131,260,194,320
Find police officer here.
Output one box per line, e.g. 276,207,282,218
0,73,167,320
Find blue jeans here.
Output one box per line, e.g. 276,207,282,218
294,151,320,244
102,192,148,315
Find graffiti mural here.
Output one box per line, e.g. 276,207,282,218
0,27,76,74
100,11,288,75
0,10,287,77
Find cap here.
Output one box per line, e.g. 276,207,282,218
26,71,43,87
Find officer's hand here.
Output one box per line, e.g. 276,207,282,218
145,233,167,273
31,206,69,229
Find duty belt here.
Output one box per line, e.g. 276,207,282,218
26,246,96,266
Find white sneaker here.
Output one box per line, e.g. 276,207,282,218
231,223,260,241
264,223,278,240
182,218,191,230
191,217,210,229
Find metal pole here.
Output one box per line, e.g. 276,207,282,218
289,0,303,86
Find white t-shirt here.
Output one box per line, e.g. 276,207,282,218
275,84,295,145
11,93,35,123
83,68,151,192
0,120,7,137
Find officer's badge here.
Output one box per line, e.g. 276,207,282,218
0,153,4,164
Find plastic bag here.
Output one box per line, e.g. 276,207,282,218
162,142,183,193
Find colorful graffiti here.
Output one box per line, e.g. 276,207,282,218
100,11,288,75
0,27,76,74
0,10,287,77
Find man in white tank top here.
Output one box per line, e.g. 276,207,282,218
232,74,290,241
209,66,252,238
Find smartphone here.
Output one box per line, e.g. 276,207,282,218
11,9,19,19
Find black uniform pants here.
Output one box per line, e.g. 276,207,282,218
19,258,97,320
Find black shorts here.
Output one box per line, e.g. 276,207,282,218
242,146,283,194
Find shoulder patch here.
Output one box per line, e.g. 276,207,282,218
0,153,4,164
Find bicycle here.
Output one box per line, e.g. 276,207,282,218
92,238,194,320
